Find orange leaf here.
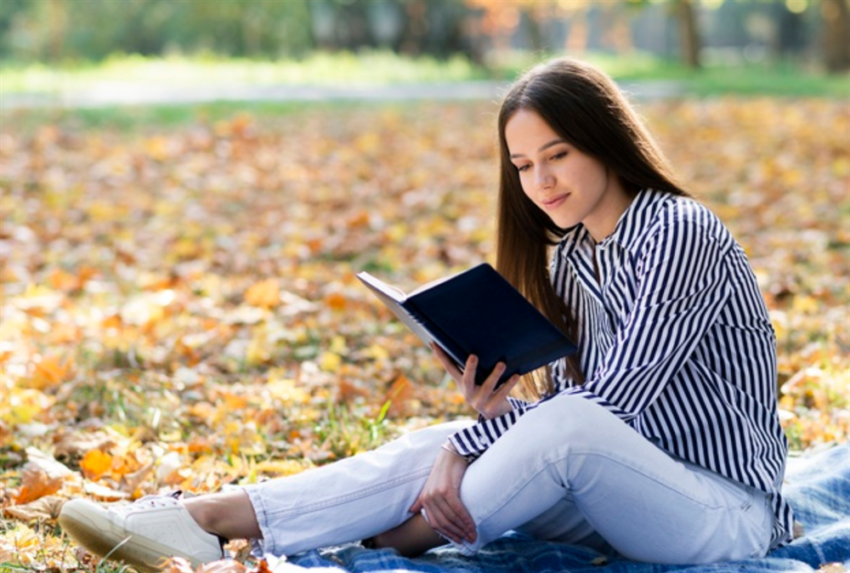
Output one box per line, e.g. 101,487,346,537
80,449,113,481
161,557,197,573
223,392,248,410
48,268,78,291
14,459,67,505
324,291,348,311
248,559,273,573
346,210,370,229
49,322,80,344
244,279,280,308
385,374,415,418
30,355,73,390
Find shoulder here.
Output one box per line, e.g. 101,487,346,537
631,193,734,257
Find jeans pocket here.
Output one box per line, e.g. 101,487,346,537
742,489,773,557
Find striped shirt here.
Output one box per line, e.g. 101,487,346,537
448,189,793,549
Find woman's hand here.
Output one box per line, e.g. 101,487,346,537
431,343,521,420
409,445,476,545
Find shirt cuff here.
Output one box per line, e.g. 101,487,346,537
448,407,525,460
563,386,635,422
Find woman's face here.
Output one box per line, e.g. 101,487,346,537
505,108,631,242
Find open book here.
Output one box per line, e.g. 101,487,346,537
356,263,577,387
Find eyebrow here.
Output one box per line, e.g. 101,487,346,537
509,138,567,159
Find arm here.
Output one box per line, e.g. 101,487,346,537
565,217,732,421
409,345,523,542
432,343,529,458
449,215,733,459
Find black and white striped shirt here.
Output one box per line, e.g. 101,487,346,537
448,189,793,549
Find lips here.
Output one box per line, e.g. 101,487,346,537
541,193,569,210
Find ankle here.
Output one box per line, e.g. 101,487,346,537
182,498,220,537
181,490,262,541
370,515,446,557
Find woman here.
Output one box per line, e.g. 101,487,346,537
59,58,793,570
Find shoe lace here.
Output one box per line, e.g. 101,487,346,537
116,490,184,514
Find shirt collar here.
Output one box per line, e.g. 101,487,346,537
557,189,669,260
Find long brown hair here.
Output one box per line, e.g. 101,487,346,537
496,58,689,399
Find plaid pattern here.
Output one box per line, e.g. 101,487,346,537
268,444,850,572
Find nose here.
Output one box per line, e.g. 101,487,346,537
535,166,554,190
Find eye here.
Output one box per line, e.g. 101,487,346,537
515,164,531,173
551,151,567,161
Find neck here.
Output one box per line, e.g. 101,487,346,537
584,177,634,243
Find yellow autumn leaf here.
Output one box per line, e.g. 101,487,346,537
318,351,342,373
792,295,819,314
267,377,309,404
329,335,347,354
1,388,53,424
254,459,305,476
364,343,390,361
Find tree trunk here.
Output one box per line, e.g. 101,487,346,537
523,7,545,53
678,0,701,69
396,0,428,56
822,0,850,73
47,0,66,62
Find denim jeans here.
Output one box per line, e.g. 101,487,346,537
243,395,773,564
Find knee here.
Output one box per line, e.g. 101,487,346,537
405,420,475,449
510,395,607,453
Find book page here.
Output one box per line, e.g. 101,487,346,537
356,271,407,302
409,273,456,296
357,273,440,350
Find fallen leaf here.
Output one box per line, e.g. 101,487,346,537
14,450,73,504
245,279,280,309
80,449,113,481
4,495,65,521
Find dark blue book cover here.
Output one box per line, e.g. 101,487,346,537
357,263,577,387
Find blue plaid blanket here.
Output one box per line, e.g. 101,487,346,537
264,444,850,572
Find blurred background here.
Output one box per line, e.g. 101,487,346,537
0,3,848,567
1,0,848,103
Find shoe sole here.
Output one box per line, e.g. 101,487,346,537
58,501,209,572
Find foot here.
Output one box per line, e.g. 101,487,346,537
58,492,224,572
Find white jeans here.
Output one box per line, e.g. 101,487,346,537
243,395,773,564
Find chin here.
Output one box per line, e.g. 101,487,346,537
551,216,579,229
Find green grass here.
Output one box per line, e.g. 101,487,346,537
0,99,363,132
495,51,850,97
1,51,847,129
0,50,487,95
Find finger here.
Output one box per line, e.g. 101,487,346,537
446,497,477,540
431,343,463,380
427,501,468,543
460,354,479,390
434,492,476,541
409,498,422,514
480,361,507,396
494,373,521,399
421,501,460,542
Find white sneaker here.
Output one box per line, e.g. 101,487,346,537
59,492,223,572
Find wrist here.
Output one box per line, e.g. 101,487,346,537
441,441,473,464
478,402,512,420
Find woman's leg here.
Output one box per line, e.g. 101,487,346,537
183,490,262,540
455,395,773,564
239,420,472,556
59,420,471,567
369,514,446,557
